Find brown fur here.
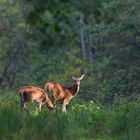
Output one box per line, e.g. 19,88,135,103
19,86,55,112
44,74,84,112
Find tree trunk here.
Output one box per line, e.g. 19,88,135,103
88,34,94,74
78,16,87,73
0,29,27,88
79,16,86,60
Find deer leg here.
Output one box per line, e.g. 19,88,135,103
53,98,57,108
62,100,69,113
38,102,42,111
46,99,55,110
51,92,57,108
21,102,29,113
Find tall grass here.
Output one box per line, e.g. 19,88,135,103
0,90,140,140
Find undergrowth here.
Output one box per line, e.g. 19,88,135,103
0,91,140,140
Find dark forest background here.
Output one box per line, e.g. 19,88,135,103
0,0,139,105
0,1,140,140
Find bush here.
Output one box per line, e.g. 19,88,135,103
0,90,140,140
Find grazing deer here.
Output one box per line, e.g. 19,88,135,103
19,86,55,113
44,74,84,112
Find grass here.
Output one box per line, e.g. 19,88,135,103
0,90,140,140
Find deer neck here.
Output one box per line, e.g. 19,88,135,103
70,84,80,96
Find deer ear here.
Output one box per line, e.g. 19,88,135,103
79,74,84,80
72,76,76,80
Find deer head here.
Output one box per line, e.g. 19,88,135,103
72,74,84,86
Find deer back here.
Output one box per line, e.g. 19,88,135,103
19,86,46,102
45,82,77,103
45,82,72,101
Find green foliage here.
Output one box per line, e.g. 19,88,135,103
0,0,139,107
0,1,139,139
108,102,140,140
0,91,140,140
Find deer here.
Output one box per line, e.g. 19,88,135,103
44,74,84,112
19,86,55,113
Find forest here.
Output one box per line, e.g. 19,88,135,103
0,0,140,140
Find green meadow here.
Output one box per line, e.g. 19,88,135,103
0,90,140,140
0,0,139,139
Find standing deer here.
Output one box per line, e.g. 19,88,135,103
44,74,84,112
19,86,55,113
